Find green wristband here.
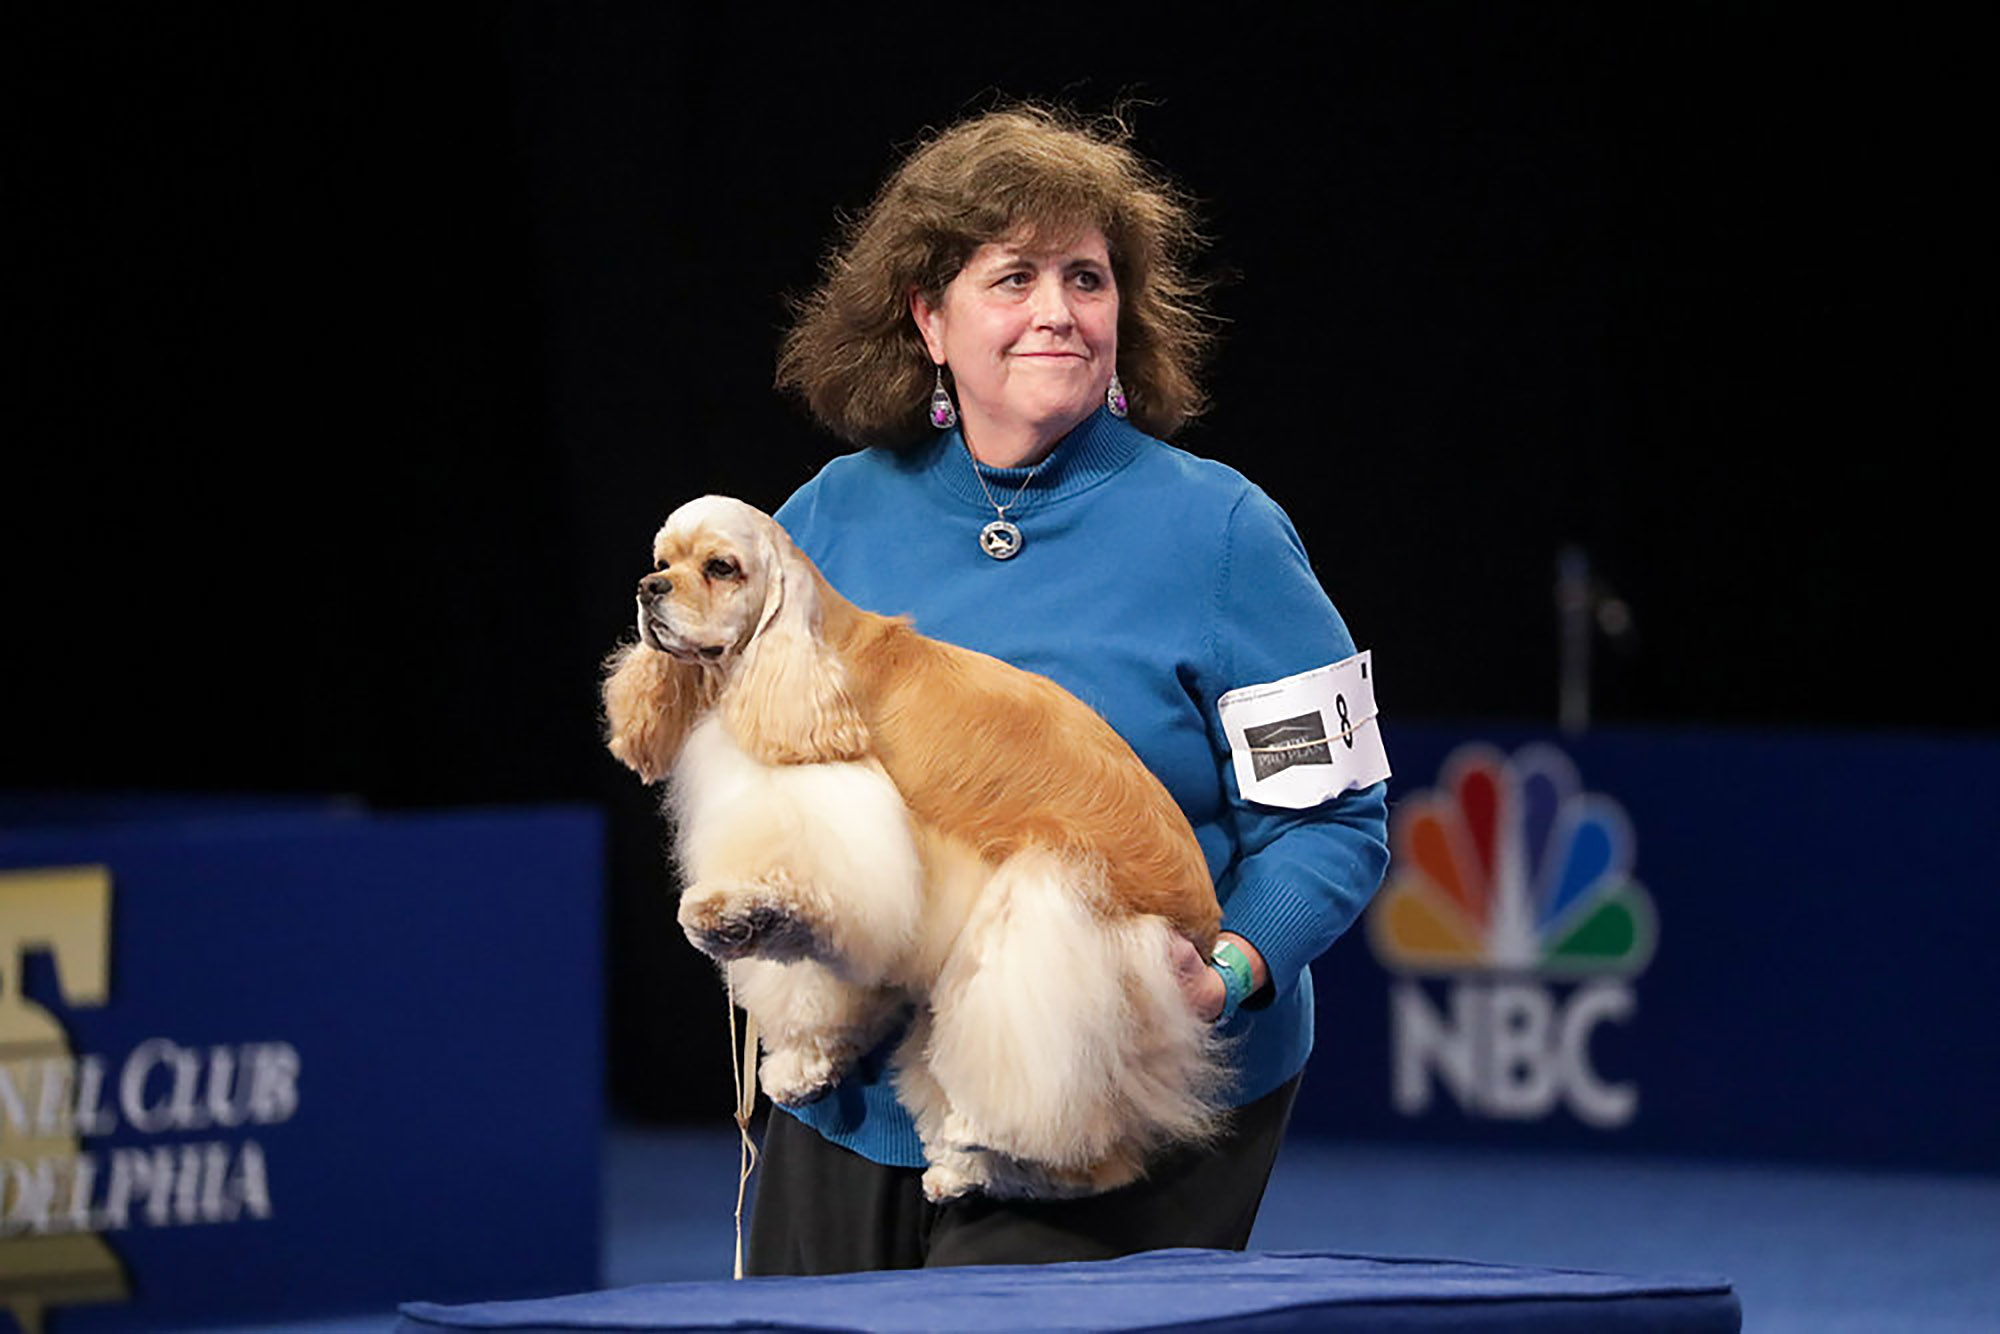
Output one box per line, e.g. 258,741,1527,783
1210,939,1256,1024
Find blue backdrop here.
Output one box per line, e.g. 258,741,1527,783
1297,724,2000,1173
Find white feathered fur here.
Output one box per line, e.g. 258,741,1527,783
603,495,1226,1200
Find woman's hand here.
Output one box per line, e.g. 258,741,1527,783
1170,931,1270,1024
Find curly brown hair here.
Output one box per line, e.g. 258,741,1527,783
777,105,1215,448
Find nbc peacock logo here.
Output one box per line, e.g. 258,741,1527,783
1367,743,1657,1128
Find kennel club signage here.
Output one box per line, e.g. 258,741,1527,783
1366,743,1656,1128
2,869,293,1292
0,804,601,1331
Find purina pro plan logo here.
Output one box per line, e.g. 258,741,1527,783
1367,743,1657,1128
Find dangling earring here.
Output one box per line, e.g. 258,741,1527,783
1106,371,1128,419
929,366,958,429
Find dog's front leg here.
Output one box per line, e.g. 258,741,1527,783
728,957,902,1107
677,868,830,964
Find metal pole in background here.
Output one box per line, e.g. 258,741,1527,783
1556,545,1635,737
1557,546,1593,735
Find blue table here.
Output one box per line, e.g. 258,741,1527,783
397,1248,1741,1332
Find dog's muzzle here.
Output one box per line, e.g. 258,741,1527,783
635,588,727,661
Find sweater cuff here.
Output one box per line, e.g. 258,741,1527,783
1219,874,1335,1006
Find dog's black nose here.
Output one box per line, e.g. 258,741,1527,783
639,572,672,598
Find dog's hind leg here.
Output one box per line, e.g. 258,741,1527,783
892,1011,999,1202
922,847,1229,1197
921,850,1135,1183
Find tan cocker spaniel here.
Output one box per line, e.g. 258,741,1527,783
602,495,1227,1200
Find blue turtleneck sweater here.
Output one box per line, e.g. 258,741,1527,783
772,407,1390,1168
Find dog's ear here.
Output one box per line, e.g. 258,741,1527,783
602,641,711,783
720,520,869,765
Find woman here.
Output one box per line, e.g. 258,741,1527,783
753,105,1389,1273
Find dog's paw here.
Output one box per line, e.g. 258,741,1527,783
759,1043,850,1107
678,882,818,961
920,1153,987,1203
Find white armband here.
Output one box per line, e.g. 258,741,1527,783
1217,651,1391,810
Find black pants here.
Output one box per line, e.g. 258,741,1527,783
745,1075,1301,1275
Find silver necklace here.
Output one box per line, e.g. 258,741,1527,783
964,441,1045,560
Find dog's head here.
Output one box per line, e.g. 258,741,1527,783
635,495,796,669
611,495,867,772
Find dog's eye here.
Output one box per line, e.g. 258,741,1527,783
653,558,669,572
704,558,739,580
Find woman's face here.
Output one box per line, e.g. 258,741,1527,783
912,227,1119,464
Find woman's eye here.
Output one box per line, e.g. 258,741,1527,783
705,558,738,579
1074,269,1105,291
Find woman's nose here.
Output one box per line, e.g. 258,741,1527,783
1029,276,1074,329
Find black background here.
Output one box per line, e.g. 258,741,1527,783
11,5,1983,1118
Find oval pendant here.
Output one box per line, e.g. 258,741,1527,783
979,519,1023,561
